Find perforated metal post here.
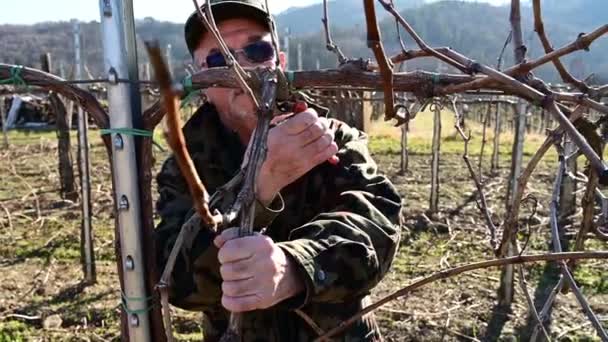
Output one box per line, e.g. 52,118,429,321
98,1,151,340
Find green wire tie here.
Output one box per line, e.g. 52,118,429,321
100,128,165,151
0,66,29,90
180,90,200,109
120,291,156,315
285,71,295,90
432,73,440,85
179,75,202,108
100,127,153,137
182,75,193,94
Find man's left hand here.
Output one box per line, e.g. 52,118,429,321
213,228,304,312
255,108,339,205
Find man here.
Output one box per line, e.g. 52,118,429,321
154,0,403,340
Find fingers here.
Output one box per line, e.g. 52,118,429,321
216,235,260,264
216,234,274,277
294,117,330,147
214,227,263,249
282,109,318,135
264,115,338,183
302,131,336,157
220,257,255,281
214,234,293,313
270,113,294,126
213,227,241,249
222,294,262,312
314,141,339,166
221,277,257,297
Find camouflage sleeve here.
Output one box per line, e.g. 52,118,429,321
277,120,403,307
153,156,284,311
153,156,223,311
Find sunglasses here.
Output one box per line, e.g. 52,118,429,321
203,40,275,68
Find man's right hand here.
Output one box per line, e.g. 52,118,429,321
213,228,304,312
255,108,339,205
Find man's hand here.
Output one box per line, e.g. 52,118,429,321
213,228,304,312
256,108,339,205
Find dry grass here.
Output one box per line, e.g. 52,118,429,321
0,117,606,341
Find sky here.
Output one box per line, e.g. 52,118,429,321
0,0,512,25
0,0,319,24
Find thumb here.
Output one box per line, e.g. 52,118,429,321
270,113,294,126
213,228,260,248
214,227,240,249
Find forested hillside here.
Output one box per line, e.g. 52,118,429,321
0,0,605,83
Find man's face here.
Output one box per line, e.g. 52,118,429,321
193,18,285,127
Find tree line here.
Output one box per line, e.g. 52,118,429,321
0,0,605,84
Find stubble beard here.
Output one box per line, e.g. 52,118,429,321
228,89,257,139
227,88,257,130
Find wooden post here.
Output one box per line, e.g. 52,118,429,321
499,0,527,308
499,110,526,308
0,97,7,148
144,63,150,81
491,102,501,174
357,91,372,133
560,137,577,223
165,44,173,75
478,101,492,175
297,43,303,71
58,62,74,128
41,53,78,202
429,105,441,214
399,63,409,175
400,121,408,175
73,21,96,284
504,107,527,224
283,28,290,71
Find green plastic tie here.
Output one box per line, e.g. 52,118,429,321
182,75,193,93
0,66,29,90
179,75,202,108
285,71,295,89
180,90,200,109
100,127,153,137
432,73,440,85
120,291,156,315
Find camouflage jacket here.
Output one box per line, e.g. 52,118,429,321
154,102,403,341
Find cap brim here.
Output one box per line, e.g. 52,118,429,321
185,2,271,56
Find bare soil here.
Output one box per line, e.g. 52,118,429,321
0,129,606,341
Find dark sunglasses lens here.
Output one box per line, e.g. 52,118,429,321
206,52,226,68
244,41,274,63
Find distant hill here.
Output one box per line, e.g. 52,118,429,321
275,0,425,35
542,0,608,31
0,0,605,84
0,18,190,80
284,0,608,83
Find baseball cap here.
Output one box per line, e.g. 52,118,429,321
184,0,274,56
